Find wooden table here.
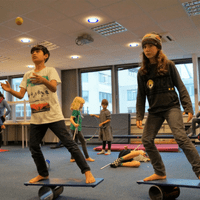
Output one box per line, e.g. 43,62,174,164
2,119,71,148
3,121,30,148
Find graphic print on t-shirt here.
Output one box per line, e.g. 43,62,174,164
27,76,50,114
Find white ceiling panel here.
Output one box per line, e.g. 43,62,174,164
87,0,122,8
47,18,87,34
149,4,187,23
0,0,200,76
135,0,179,12
0,25,22,39
100,0,142,20
2,17,43,33
24,7,67,26
47,0,95,17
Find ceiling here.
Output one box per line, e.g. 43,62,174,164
0,0,200,76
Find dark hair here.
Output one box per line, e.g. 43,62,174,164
101,99,108,105
0,92,5,99
30,45,50,63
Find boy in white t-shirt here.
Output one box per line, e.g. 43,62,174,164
1,45,95,184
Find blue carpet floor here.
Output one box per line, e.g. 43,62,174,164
1,144,200,200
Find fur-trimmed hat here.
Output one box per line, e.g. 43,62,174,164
142,32,162,49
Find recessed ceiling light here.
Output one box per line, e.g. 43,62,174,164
21,38,31,43
129,43,139,47
88,17,99,23
26,65,34,68
71,55,79,59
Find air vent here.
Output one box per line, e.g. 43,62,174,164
182,0,200,16
91,21,127,36
0,55,11,63
37,41,59,51
161,32,175,43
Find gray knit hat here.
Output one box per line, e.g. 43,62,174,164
142,33,162,49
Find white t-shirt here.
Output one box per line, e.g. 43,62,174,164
20,67,64,124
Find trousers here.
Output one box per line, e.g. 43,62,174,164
142,107,200,177
29,120,90,176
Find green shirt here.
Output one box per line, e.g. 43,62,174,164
70,110,82,131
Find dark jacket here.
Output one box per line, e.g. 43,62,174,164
136,61,193,121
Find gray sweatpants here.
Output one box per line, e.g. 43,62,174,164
142,107,200,178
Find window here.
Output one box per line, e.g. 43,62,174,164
82,73,88,82
127,90,137,101
0,79,8,100
127,107,136,113
82,90,89,102
99,92,112,103
81,70,112,114
12,77,31,118
99,73,111,85
118,67,149,114
175,63,194,112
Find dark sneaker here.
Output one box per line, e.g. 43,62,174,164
110,158,122,168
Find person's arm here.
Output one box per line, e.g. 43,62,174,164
99,119,111,127
3,100,11,117
1,81,26,99
90,114,99,118
136,71,146,129
30,73,57,92
122,150,146,160
196,112,200,118
70,116,79,128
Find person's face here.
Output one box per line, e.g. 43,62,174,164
102,104,107,110
32,49,48,64
79,103,84,109
143,43,158,62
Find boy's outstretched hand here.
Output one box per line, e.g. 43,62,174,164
1,81,11,92
183,112,193,123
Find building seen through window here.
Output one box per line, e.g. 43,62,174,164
12,77,31,118
118,62,194,114
0,79,8,100
175,63,194,112
118,67,149,114
81,70,112,114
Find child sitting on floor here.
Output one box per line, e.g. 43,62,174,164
110,146,150,168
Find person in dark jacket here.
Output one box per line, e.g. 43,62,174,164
136,32,200,181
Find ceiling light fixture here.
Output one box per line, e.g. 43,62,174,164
182,0,200,16
20,38,31,43
71,55,79,59
26,65,34,68
91,21,127,36
88,17,99,23
129,43,139,47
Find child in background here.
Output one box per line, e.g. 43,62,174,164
0,92,11,147
110,146,150,168
70,96,95,162
90,99,112,155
